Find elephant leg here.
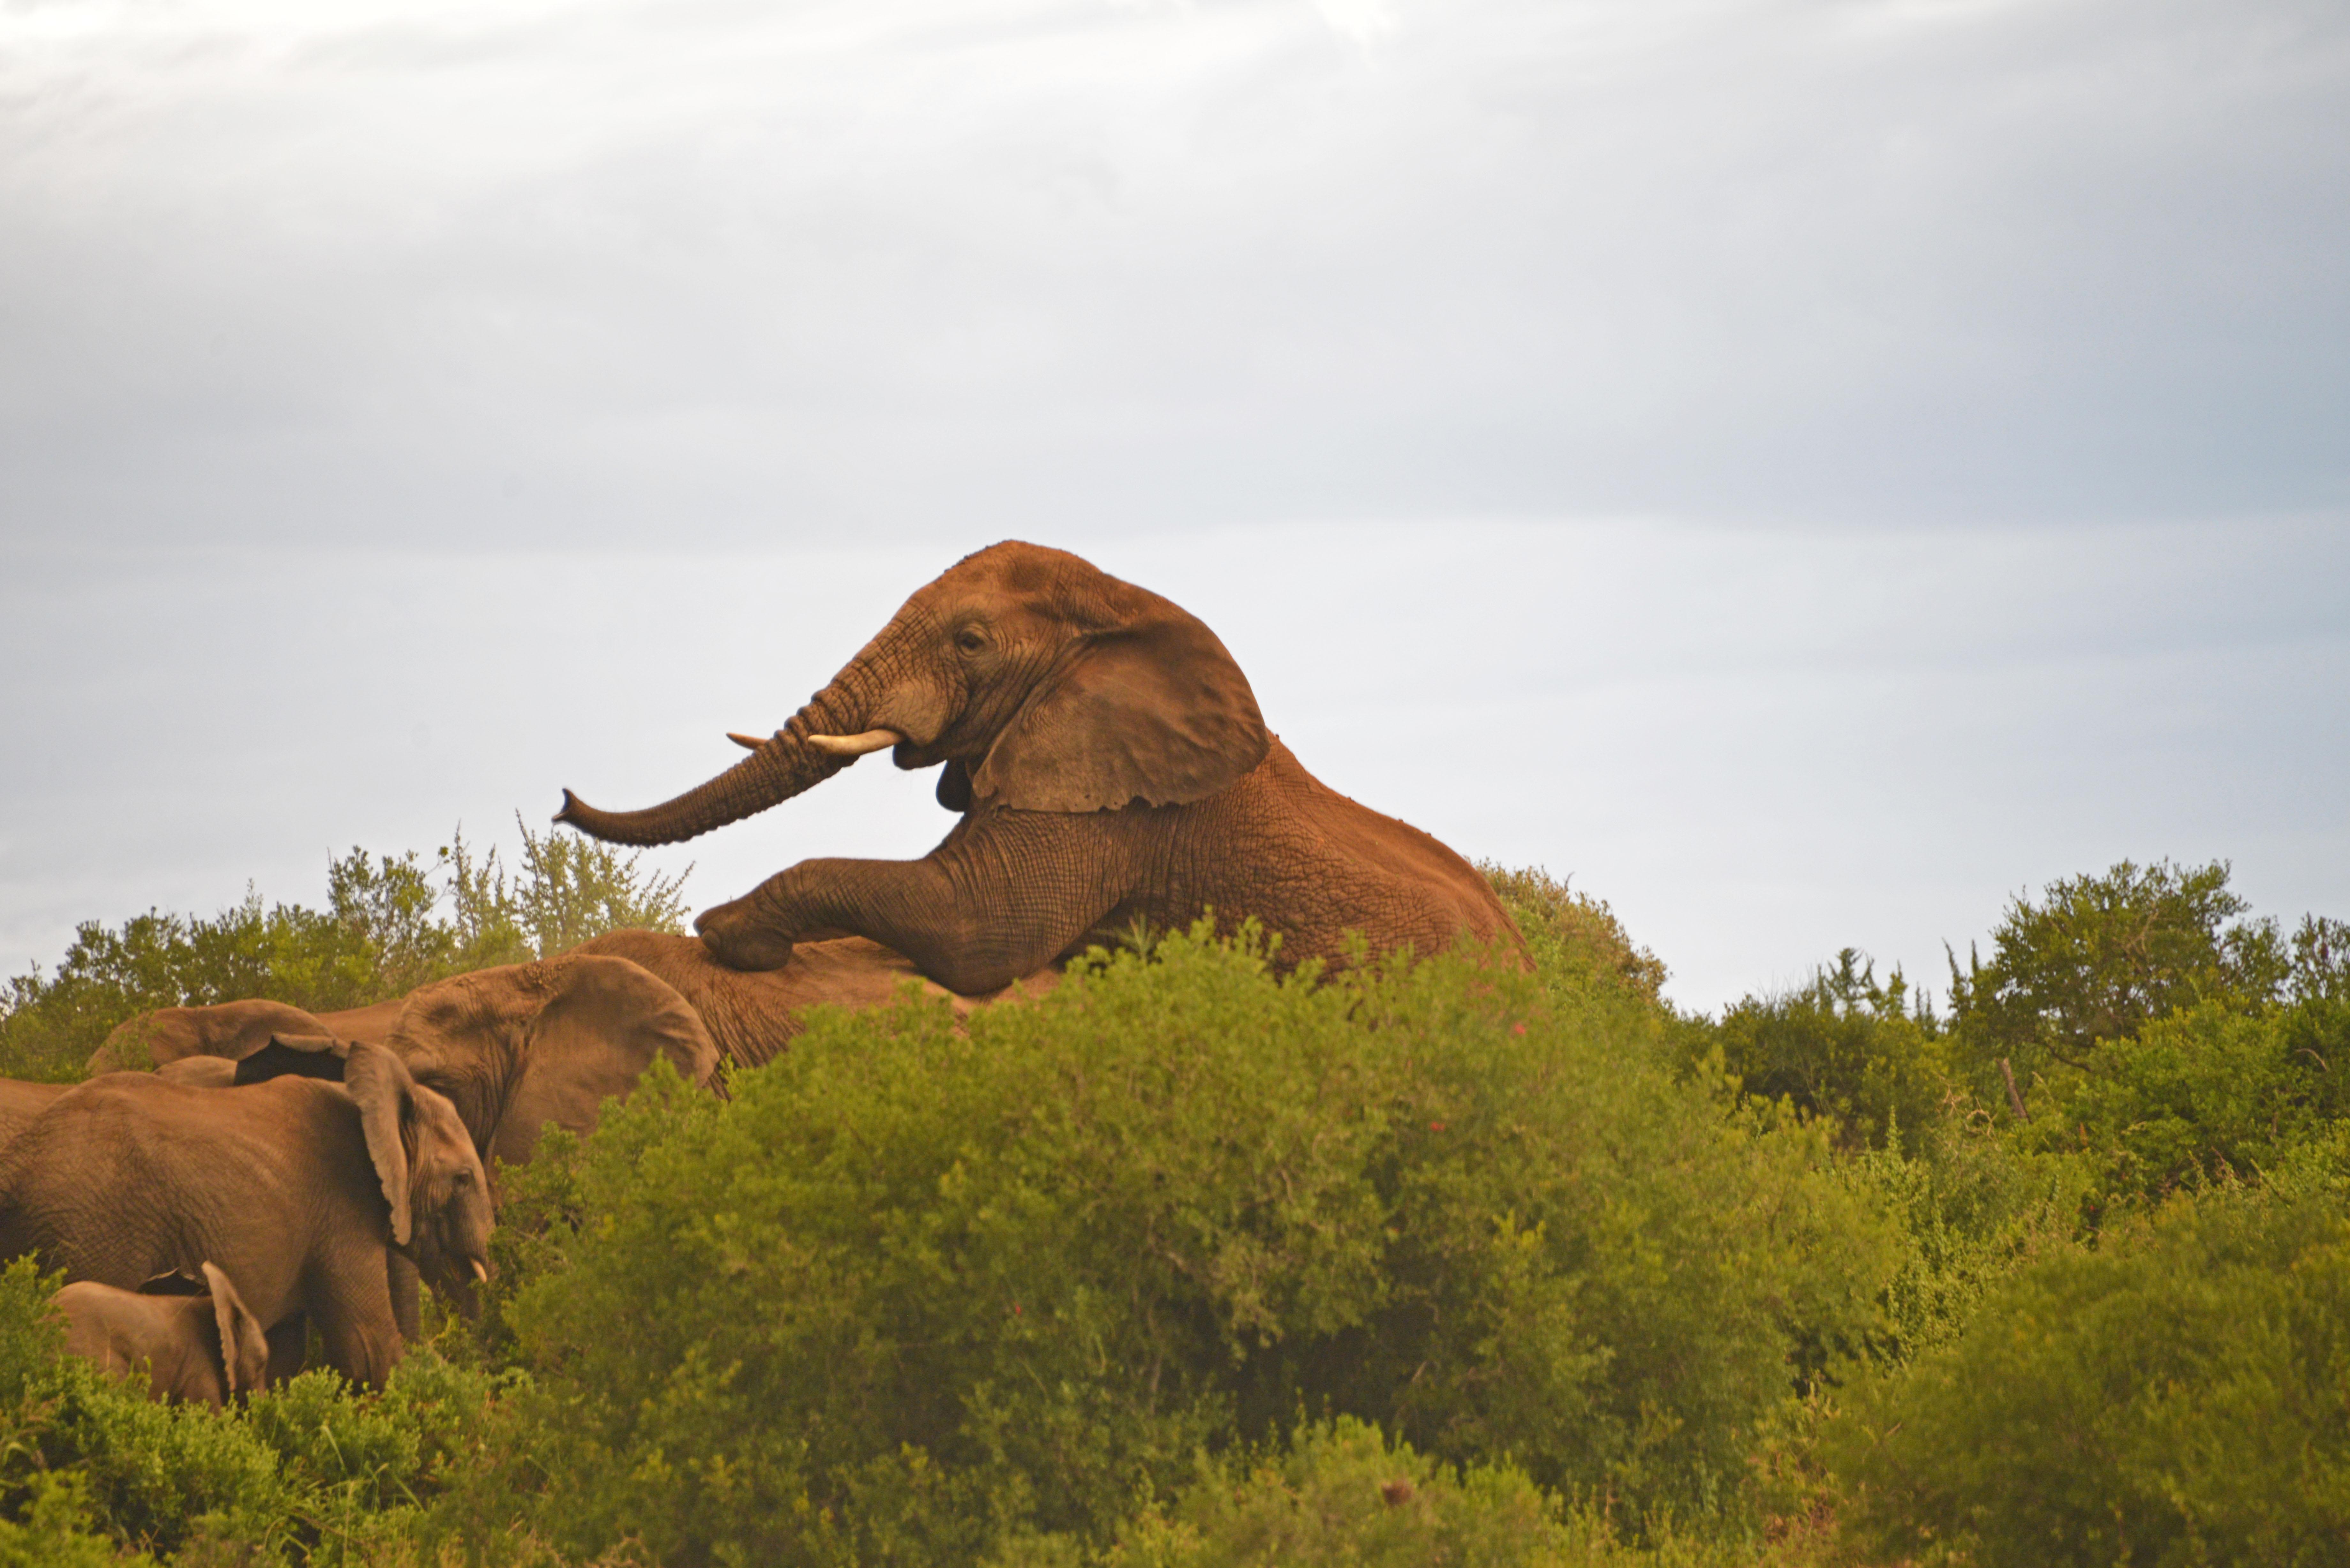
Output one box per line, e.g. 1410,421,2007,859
387,1252,421,1342
696,809,1135,994
265,1316,311,1385
312,1247,406,1390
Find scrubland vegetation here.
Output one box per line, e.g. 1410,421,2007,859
0,841,2344,1565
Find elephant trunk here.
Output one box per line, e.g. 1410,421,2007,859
554,667,879,847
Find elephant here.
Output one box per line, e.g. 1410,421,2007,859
556,541,1527,993
55,1262,270,1408
0,1042,493,1389
87,953,720,1166
572,929,1059,1068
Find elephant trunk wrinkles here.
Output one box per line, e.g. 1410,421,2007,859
555,666,878,847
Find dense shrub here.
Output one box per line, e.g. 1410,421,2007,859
999,1417,1690,1568
1693,951,1947,1155
1482,864,1669,1010
2022,995,2350,1213
1944,859,2291,1091
2,847,2343,1564
0,1258,554,1564
497,924,1893,1564
1828,1192,2350,1567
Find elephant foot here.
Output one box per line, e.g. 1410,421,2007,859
694,903,797,972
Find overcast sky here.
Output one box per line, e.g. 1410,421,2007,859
3,0,2345,1010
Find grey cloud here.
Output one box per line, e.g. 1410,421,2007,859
3,0,2344,551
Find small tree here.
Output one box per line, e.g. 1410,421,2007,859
1947,860,2288,1088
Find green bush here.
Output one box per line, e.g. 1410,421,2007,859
1828,1191,2350,1567
1482,865,1669,1011
1692,952,1947,1155
1945,859,2290,1093
0,1257,556,1564
498,924,1893,1564
1001,1416,1701,1568
2023,995,2350,1214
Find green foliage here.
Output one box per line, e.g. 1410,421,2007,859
497,924,1891,1564
999,1417,1679,1568
1829,1192,2350,1567
0,818,690,1082
1946,859,2289,1089
1694,951,1947,1154
0,1256,559,1564
1483,864,1670,1009
0,1474,140,1567
3,842,2345,1563
1837,1115,2090,1366
2020,995,2350,1213
441,813,694,966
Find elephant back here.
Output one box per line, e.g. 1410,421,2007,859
0,1074,362,1327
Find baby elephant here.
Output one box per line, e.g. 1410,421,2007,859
55,1263,270,1407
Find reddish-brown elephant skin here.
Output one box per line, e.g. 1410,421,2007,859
572,929,1059,1068
556,542,1527,992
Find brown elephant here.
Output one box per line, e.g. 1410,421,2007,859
573,929,1059,1068
55,1262,271,1407
557,542,1526,993
87,953,719,1165
0,1043,492,1388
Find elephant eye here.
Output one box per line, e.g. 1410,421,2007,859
955,627,987,654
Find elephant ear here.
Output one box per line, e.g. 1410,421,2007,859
343,1043,415,1247
494,955,719,1167
200,1263,270,1399
973,599,1270,812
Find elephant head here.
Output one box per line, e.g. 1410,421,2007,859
555,541,1272,843
342,1043,495,1299
224,954,717,1167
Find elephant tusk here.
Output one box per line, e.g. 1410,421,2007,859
726,731,776,751
470,1258,490,1284
805,728,903,758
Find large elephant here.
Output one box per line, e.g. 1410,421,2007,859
87,953,719,1165
557,542,1525,992
0,1044,492,1389
573,929,1059,1068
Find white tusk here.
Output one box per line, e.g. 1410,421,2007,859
805,729,903,757
470,1257,489,1284
726,731,773,751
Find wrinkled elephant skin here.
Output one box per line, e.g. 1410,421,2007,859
556,542,1526,993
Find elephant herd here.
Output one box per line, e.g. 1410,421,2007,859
2,542,1525,1405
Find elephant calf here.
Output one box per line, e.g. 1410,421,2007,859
55,1263,270,1408
0,1044,493,1390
